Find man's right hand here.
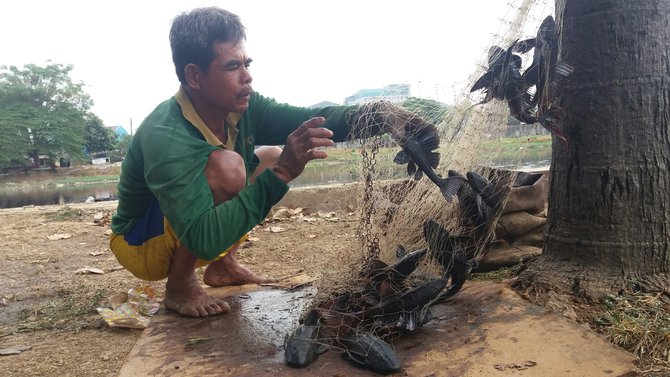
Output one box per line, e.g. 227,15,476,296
271,117,334,183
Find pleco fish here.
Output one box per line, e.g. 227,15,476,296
393,126,464,202
471,42,537,125
284,323,329,367
514,15,574,143
339,331,402,374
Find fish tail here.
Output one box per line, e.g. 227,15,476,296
438,176,466,203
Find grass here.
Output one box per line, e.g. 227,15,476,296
470,267,518,282
16,285,109,332
45,207,86,222
592,292,670,367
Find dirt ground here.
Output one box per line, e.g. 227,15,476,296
0,186,646,376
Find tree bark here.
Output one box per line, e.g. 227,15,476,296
517,0,670,297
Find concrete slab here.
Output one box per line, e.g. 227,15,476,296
118,281,637,377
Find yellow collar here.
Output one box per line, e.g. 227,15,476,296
175,87,240,150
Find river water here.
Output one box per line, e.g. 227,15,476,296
0,151,550,209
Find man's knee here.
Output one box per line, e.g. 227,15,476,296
205,149,246,204
255,145,282,166
251,146,282,183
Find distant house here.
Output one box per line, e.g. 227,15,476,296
108,125,129,141
344,84,411,105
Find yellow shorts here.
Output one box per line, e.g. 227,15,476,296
110,200,247,281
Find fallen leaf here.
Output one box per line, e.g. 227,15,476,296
248,237,260,242
269,226,285,233
47,233,71,241
90,251,105,256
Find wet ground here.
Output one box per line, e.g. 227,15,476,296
119,281,636,377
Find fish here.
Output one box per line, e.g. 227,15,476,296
423,219,473,264
393,125,465,202
514,16,573,143
338,331,402,374
465,171,505,222
434,254,475,303
369,248,428,287
422,219,475,302
284,322,329,368
471,43,537,125
320,278,449,328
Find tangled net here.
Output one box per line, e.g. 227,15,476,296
285,0,560,372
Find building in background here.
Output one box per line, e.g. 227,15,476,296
108,125,129,141
344,84,410,105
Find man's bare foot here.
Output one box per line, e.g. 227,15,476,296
203,254,278,287
164,274,230,317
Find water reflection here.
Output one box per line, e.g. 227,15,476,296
0,183,118,209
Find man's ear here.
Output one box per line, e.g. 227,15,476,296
184,63,201,90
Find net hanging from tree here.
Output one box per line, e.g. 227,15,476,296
284,0,565,372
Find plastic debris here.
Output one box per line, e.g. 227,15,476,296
96,287,160,329
75,267,104,274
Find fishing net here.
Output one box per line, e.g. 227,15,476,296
287,0,559,369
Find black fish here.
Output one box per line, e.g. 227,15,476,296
448,170,491,227
434,253,475,303
393,126,464,202
422,220,476,302
423,219,472,267
466,171,505,221
515,16,573,143
284,323,329,368
369,248,428,286
321,278,448,326
471,43,537,125
339,331,401,374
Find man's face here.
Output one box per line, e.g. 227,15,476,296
197,41,253,114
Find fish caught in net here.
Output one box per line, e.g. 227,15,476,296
284,0,568,372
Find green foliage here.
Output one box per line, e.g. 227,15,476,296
85,113,115,154
0,63,95,168
110,134,133,162
400,97,450,125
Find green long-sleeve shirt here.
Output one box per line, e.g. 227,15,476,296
111,89,357,260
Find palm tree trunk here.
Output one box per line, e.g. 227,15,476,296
517,0,670,297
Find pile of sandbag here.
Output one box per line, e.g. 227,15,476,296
477,171,548,272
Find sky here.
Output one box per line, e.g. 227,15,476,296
1,0,522,134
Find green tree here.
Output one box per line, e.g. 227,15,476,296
0,63,93,169
401,97,449,125
85,113,115,155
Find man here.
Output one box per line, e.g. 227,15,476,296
110,6,436,318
